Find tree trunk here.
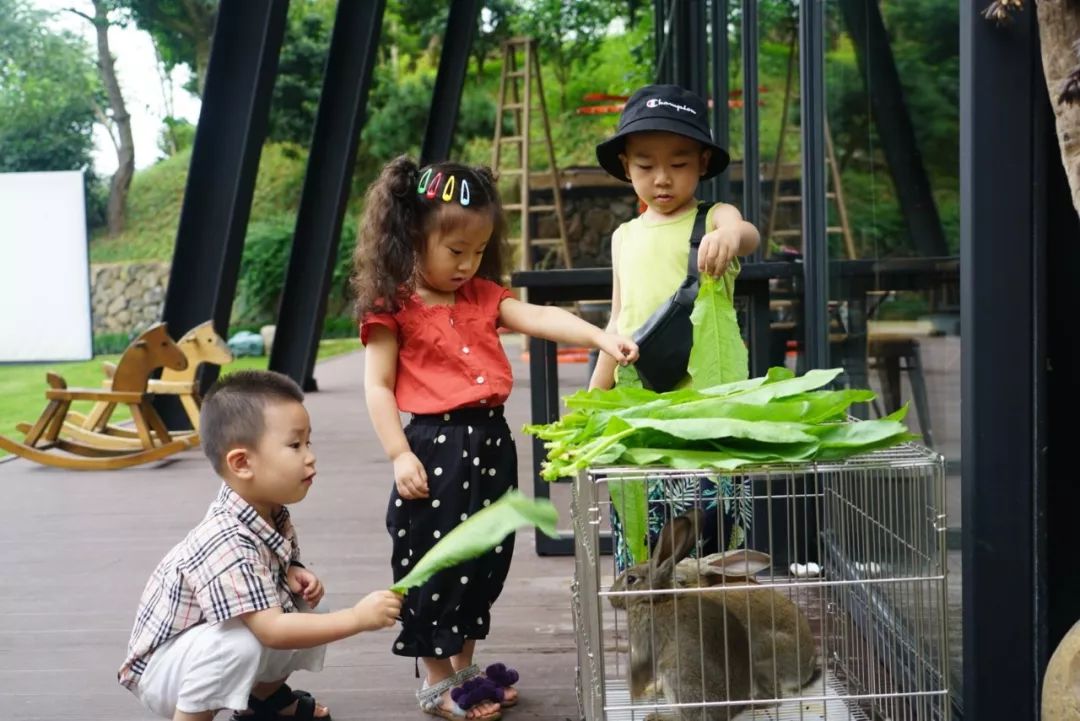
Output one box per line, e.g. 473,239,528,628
194,34,211,97
1037,0,1080,217
91,0,134,237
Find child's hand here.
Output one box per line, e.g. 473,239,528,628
287,565,325,608
698,226,742,277
353,590,403,631
596,332,639,367
393,451,429,499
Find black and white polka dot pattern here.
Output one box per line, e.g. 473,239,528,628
386,406,517,660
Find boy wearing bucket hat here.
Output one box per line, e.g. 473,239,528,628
590,84,761,574
588,83,760,393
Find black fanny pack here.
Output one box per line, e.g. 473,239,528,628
631,202,710,392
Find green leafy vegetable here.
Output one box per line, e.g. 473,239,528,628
390,491,559,594
688,273,749,389
525,278,915,565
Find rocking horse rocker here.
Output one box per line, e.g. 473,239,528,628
0,323,198,470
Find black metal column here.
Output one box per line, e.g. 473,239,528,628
960,1,1045,717
672,0,708,100
740,0,761,239
160,0,289,424
709,0,729,203
655,0,672,83
836,0,948,258
269,1,385,391
1045,99,1080,659
420,0,481,166
798,0,829,371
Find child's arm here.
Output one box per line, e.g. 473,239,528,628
588,231,624,391
697,203,760,277
241,590,402,650
498,297,638,367
363,325,429,499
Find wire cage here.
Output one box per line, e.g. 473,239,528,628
570,444,950,721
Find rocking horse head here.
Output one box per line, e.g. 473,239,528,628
177,321,233,367
110,323,187,393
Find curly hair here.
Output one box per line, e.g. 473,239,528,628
351,156,508,317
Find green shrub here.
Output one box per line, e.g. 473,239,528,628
93,331,134,356
322,315,358,339
232,213,359,329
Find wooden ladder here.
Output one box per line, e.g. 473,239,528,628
766,37,857,259
492,36,572,272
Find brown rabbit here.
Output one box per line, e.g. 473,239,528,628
682,549,819,699
609,512,752,721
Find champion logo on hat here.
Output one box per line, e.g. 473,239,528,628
645,98,697,115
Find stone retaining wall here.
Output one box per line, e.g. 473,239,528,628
90,262,169,336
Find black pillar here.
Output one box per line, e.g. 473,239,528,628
1046,99,1080,654
709,0,730,203
655,0,672,83
269,1,385,391
960,1,1047,717
799,0,829,371
837,0,948,258
671,0,708,100
160,0,289,425
420,0,481,166
740,0,761,248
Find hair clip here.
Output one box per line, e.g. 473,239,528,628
425,172,443,200
442,175,456,202
460,179,471,206
417,167,433,194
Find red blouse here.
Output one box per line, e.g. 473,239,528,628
360,278,514,415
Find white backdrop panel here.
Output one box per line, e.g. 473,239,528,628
0,170,91,362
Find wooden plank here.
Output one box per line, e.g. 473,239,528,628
45,390,144,403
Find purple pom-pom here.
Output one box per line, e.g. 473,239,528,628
485,662,519,687
451,677,501,708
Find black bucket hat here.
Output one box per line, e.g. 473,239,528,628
595,84,730,183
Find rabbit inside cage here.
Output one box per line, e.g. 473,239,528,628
571,450,950,721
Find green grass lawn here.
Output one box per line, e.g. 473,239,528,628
0,338,360,459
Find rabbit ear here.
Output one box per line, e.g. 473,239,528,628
650,510,705,579
705,549,773,578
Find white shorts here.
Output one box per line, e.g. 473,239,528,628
132,615,326,717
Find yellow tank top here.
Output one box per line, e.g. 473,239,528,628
615,203,741,337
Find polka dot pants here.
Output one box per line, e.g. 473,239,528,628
386,406,517,660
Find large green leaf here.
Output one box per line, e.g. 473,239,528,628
390,491,559,594
563,385,661,411
622,417,818,444
620,447,752,471
607,478,649,564
727,368,844,405
688,274,749,389
808,419,911,448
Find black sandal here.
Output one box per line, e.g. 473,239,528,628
232,683,331,720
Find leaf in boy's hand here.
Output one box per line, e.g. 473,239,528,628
389,491,559,594
688,274,748,390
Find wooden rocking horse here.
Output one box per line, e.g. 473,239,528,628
57,321,233,448
0,323,197,470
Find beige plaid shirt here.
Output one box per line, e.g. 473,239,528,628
118,483,301,689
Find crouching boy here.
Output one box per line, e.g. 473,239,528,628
118,370,401,721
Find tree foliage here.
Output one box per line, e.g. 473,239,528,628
120,0,217,96
0,0,100,174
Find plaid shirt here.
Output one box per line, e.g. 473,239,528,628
118,483,301,689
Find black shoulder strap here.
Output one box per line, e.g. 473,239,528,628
687,201,712,277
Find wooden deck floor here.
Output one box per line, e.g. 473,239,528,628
0,337,965,720
0,344,591,721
